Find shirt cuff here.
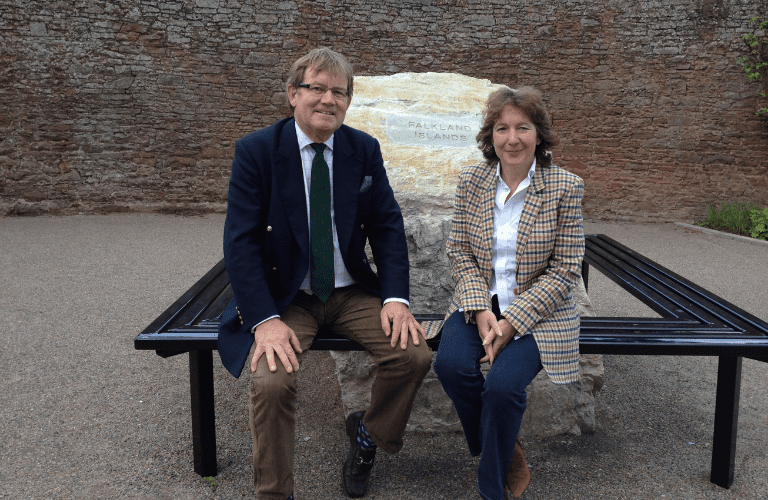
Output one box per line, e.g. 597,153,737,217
383,297,410,307
251,315,280,333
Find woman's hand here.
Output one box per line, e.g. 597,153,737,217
477,311,516,365
476,310,503,365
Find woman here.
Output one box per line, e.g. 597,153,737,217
433,86,585,500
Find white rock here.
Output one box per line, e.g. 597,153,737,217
333,72,604,437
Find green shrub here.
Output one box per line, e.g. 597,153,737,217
702,201,760,235
750,207,768,240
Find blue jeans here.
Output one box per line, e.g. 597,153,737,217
434,311,543,500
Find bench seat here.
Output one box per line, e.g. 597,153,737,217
135,234,768,487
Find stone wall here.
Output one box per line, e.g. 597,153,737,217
1,0,767,219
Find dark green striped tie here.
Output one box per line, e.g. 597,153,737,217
309,143,334,302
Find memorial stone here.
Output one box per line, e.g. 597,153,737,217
331,73,604,437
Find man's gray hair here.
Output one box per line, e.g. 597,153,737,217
286,48,354,110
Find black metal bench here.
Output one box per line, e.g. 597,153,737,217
134,234,768,488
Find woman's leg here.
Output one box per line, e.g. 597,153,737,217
477,334,542,500
434,311,486,456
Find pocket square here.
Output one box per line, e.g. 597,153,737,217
360,175,372,193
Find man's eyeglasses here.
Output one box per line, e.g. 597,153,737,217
298,83,349,100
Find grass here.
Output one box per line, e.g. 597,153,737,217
695,201,763,238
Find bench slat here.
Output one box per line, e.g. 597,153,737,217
586,235,767,334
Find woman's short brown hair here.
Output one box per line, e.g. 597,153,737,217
476,86,558,168
286,47,354,111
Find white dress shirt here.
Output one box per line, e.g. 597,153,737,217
295,123,356,292
295,125,408,308
490,158,536,317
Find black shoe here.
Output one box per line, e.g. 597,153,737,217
342,411,376,498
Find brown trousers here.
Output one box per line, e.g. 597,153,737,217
247,285,432,499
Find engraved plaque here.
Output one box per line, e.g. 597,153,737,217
386,113,480,148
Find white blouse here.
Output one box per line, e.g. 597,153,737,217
489,158,536,315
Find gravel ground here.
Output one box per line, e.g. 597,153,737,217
0,214,766,500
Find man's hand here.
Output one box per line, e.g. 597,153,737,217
476,310,515,365
251,318,302,373
380,301,426,349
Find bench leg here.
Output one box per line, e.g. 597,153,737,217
710,355,742,488
189,349,217,477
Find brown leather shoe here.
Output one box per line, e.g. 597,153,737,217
505,438,531,499
342,411,376,498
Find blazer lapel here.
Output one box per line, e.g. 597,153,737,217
478,167,496,282
516,166,544,264
330,128,362,255
276,120,310,255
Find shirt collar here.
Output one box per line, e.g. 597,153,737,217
294,121,334,151
495,157,537,186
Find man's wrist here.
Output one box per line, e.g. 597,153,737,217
382,297,411,308
383,297,409,307
251,315,280,334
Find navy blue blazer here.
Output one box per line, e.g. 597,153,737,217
217,117,410,377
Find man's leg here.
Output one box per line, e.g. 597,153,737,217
247,292,321,500
327,285,432,454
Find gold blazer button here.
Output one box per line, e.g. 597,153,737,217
267,226,273,232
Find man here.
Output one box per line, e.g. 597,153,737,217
217,47,432,500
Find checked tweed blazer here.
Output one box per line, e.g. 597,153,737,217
430,162,585,385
